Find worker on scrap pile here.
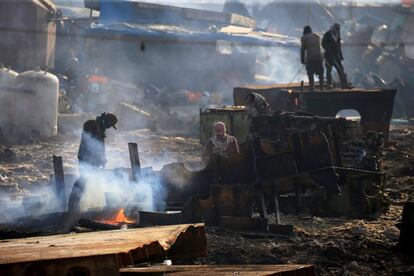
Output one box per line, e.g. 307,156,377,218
322,23,348,89
245,92,271,117
301,25,324,91
68,112,118,214
203,121,240,165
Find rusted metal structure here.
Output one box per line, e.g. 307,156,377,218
0,224,206,276
194,108,389,226
233,83,396,139
0,0,56,71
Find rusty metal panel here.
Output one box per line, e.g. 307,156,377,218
0,224,206,276
300,90,396,139
233,85,292,111
120,265,316,275
233,85,396,139
181,185,254,226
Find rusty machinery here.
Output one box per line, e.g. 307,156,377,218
158,109,390,232
46,101,392,233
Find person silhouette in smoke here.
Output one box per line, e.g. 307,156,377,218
68,113,118,215
77,112,118,167
301,25,324,91
322,23,348,89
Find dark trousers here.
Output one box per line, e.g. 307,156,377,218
325,57,347,88
306,60,324,90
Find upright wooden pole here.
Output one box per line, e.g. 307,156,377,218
128,143,141,182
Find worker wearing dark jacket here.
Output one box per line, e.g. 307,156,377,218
322,23,348,88
301,25,324,90
77,113,117,167
68,113,118,214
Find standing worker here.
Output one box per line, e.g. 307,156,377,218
301,25,324,91
68,112,118,214
322,23,348,89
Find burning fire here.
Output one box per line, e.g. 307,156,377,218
185,90,203,103
100,208,135,225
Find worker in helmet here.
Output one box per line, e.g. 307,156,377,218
77,112,118,168
203,121,240,164
68,112,118,214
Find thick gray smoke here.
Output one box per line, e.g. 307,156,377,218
258,46,306,84
0,132,168,225
77,163,164,212
0,0,304,226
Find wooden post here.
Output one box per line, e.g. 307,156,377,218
273,190,281,225
128,143,141,182
53,155,66,211
256,186,268,221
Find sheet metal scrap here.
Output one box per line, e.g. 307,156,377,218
0,224,206,276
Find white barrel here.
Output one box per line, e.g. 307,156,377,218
14,67,59,138
0,64,18,135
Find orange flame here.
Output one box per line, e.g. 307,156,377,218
185,91,203,103
100,208,135,225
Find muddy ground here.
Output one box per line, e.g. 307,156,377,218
0,126,414,275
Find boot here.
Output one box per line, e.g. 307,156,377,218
326,74,332,89
308,73,315,91
340,73,349,89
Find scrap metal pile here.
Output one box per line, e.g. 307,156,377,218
13,84,393,234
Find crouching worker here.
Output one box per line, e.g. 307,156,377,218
203,121,240,166
68,112,118,214
245,93,271,117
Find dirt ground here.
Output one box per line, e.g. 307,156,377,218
0,126,414,275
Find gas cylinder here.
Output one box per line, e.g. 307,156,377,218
14,67,59,137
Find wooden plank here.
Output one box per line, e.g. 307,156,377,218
53,155,66,211
128,143,141,182
0,224,206,266
1,254,120,276
120,265,316,276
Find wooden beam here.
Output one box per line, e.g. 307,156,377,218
53,155,66,211
120,265,316,275
0,224,207,275
128,143,141,182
